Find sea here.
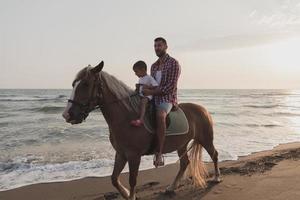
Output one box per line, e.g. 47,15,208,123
0,89,300,191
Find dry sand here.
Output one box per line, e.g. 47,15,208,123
1,142,300,200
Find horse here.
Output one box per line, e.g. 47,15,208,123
62,61,221,200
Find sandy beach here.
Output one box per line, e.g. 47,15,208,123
0,142,299,200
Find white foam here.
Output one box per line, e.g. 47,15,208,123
0,150,238,191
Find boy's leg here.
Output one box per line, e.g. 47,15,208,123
139,97,149,120
130,96,149,126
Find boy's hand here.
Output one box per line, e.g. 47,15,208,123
142,88,152,96
142,85,151,89
135,84,141,92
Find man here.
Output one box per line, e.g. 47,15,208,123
143,37,181,167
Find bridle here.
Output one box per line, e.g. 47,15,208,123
67,72,138,120
67,74,102,120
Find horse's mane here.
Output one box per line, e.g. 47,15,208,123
100,71,137,112
100,71,135,99
74,66,136,111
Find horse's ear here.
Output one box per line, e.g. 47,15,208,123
91,61,104,74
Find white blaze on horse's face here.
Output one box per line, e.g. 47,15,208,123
62,80,81,121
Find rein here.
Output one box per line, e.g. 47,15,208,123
68,73,139,118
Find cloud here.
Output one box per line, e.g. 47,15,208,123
257,13,300,27
177,31,299,52
178,1,300,52
249,10,257,18
249,0,300,28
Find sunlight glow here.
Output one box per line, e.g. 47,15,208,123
264,37,300,69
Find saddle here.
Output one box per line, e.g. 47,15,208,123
143,100,189,136
129,93,189,155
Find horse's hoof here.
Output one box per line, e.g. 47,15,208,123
166,185,174,192
164,190,176,197
104,192,119,199
165,187,176,196
213,177,222,183
128,195,137,200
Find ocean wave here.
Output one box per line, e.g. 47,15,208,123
279,105,300,109
0,95,67,102
28,106,65,113
245,123,281,128
0,152,208,191
0,157,115,191
218,122,281,128
33,94,66,98
244,104,300,109
239,92,297,97
16,106,65,114
0,155,46,173
243,104,280,109
0,94,18,97
266,112,300,117
0,122,9,127
0,114,9,119
210,111,237,116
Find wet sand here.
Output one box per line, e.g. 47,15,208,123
1,142,300,200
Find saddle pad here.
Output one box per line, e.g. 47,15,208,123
129,93,189,136
144,107,189,136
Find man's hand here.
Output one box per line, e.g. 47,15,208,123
142,85,151,89
142,88,153,96
143,87,162,96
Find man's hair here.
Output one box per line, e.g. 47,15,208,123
133,60,147,71
154,37,167,45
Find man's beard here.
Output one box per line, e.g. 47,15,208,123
155,50,166,57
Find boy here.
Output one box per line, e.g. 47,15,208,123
130,61,158,127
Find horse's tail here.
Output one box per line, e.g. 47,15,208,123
186,140,208,188
186,105,212,188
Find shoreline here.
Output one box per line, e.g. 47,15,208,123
1,141,300,200
1,140,296,192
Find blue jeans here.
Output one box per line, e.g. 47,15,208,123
155,102,173,114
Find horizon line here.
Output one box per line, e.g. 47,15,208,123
0,88,299,90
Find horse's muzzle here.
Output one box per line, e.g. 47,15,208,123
62,111,85,125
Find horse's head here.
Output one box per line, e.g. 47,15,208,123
62,61,104,124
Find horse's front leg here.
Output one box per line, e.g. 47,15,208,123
111,152,130,199
128,153,141,200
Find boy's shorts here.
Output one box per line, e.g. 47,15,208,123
155,102,173,114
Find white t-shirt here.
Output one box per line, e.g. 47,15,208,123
138,74,159,99
155,70,162,85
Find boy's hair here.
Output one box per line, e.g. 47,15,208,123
154,37,167,45
133,60,147,71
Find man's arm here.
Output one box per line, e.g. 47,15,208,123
142,86,161,96
143,87,161,95
158,60,180,94
142,75,161,95
143,60,180,96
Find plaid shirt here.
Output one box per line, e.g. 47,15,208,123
151,54,181,105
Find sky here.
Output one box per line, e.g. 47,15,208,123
1,0,300,89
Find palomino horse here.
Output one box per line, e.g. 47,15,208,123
62,61,221,200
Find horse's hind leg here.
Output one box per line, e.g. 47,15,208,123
203,142,221,182
111,152,130,199
166,143,190,193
